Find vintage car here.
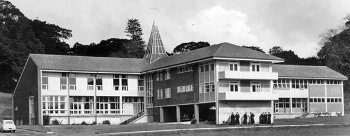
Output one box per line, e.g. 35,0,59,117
0,120,16,133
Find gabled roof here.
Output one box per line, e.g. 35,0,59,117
272,64,348,80
30,54,149,73
144,42,283,71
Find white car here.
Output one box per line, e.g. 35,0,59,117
0,120,16,133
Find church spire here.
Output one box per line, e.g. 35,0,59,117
143,21,167,63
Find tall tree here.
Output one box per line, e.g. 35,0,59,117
268,46,300,65
242,46,265,53
173,41,210,54
124,18,145,57
318,14,350,77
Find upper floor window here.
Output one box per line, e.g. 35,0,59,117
199,63,214,73
42,72,48,90
113,74,128,91
251,81,261,92
251,63,260,72
326,80,341,84
138,75,144,91
69,74,76,90
165,88,171,98
165,70,171,80
291,79,308,89
60,73,67,90
229,63,239,71
310,79,323,84
87,74,94,90
178,66,193,74
177,85,193,93
273,79,290,89
96,75,103,91
229,81,239,92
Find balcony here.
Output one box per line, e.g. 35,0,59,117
218,70,278,80
218,92,279,101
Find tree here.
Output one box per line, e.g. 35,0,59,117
242,46,265,53
124,18,145,57
268,46,300,65
268,46,283,55
173,41,210,54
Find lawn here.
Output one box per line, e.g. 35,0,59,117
0,92,12,119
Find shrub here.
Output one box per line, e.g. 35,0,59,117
81,121,87,125
102,120,110,125
43,115,50,125
92,121,97,125
52,119,60,125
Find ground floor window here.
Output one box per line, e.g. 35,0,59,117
42,96,67,115
70,96,93,114
96,96,120,115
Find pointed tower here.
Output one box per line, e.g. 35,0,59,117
143,21,168,63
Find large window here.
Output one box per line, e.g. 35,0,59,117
273,79,290,89
251,82,261,92
177,85,193,93
42,96,67,115
96,75,103,91
326,80,341,84
114,74,128,91
178,66,193,74
229,81,239,92
69,74,76,90
291,79,308,89
96,97,120,114
165,88,171,98
121,75,128,91
42,72,48,90
251,63,260,72
87,74,94,90
138,75,145,91
229,63,239,71
70,96,93,114
60,73,67,90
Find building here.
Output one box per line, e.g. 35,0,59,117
13,23,347,125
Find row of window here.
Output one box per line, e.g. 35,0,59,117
277,98,307,108
177,85,193,93
42,73,146,91
310,98,342,103
199,63,214,72
42,96,143,115
157,88,171,99
156,70,171,81
199,82,215,93
178,66,193,74
273,79,342,90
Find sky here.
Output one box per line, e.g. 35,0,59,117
9,0,350,58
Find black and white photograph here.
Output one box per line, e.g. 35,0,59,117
1,0,350,135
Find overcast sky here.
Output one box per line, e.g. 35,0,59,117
9,0,350,57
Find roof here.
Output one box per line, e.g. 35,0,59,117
143,22,168,63
272,64,348,80
30,54,149,73
144,42,283,71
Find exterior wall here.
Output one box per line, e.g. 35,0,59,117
239,61,250,72
310,103,326,113
309,85,325,97
48,115,132,125
153,107,160,122
326,85,342,97
218,101,272,124
240,80,250,92
13,58,39,125
153,65,199,106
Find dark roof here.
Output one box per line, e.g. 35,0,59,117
144,42,283,71
272,64,347,80
30,54,149,73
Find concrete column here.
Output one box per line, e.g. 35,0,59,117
341,81,345,116
194,104,199,122
271,100,274,124
119,96,123,114
290,97,293,114
160,107,164,122
176,106,181,122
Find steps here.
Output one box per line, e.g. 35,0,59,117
120,110,145,125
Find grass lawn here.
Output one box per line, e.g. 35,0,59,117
0,92,12,119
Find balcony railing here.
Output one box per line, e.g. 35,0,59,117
218,71,278,80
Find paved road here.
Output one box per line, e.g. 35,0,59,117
0,129,49,136
108,124,350,136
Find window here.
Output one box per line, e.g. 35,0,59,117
186,85,193,92
178,66,193,74
251,82,261,92
160,89,163,99
177,85,193,93
273,79,290,89
200,66,204,72
310,79,323,84
165,70,171,80
210,63,214,71
113,74,120,91
69,74,76,90
70,96,94,114
121,75,128,91
205,65,209,72
60,73,67,90
96,75,103,91
42,96,67,115
87,74,94,90
165,88,171,98
96,96,120,114
157,89,160,99
138,75,144,91
42,72,48,90
156,71,159,81
291,79,308,89
326,80,341,84
229,81,239,92
251,63,260,72
229,63,239,71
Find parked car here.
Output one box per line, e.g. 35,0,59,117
0,120,16,133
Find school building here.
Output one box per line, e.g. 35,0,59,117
13,23,347,125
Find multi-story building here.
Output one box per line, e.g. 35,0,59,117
13,23,347,125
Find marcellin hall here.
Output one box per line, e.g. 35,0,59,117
13,23,347,125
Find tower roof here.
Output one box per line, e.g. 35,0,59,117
143,22,167,63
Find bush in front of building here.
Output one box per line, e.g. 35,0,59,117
81,121,88,125
92,121,97,125
102,120,110,125
43,115,50,125
52,119,60,125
